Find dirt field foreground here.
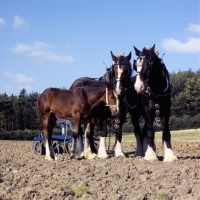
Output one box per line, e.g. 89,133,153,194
0,140,200,200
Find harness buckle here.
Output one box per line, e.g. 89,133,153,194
146,86,151,96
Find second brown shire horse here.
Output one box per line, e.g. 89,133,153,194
70,51,132,158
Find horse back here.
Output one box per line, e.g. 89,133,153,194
37,87,89,118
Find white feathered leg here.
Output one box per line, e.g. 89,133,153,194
163,142,178,162
98,137,108,158
115,141,125,157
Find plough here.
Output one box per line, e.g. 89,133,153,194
32,118,100,156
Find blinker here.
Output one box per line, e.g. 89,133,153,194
106,68,111,83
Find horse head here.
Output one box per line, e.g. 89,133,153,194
110,51,132,98
133,44,170,95
104,81,121,117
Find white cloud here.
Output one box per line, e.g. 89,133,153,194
187,23,200,33
162,23,200,53
29,50,74,62
0,17,6,26
12,15,30,29
10,41,74,63
162,37,200,53
2,71,33,83
10,41,52,54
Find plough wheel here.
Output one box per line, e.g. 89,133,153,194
65,142,77,156
34,141,45,156
52,142,64,154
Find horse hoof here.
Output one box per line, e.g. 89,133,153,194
98,154,108,159
70,153,75,159
115,152,125,157
98,150,108,159
163,146,178,162
55,156,59,161
44,156,54,161
115,153,125,158
144,146,158,161
164,153,178,162
77,156,84,160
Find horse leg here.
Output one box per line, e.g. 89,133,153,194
83,119,97,160
129,109,144,157
44,112,57,161
162,117,178,162
114,123,125,157
98,119,108,159
77,123,84,158
89,120,97,154
70,115,81,158
142,122,157,161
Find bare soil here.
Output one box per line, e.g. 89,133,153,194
0,140,200,200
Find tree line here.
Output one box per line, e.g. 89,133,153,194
0,69,199,139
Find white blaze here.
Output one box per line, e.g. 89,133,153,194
115,65,123,96
134,58,144,93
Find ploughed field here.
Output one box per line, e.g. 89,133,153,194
0,140,200,200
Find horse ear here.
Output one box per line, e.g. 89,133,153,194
150,44,155,52
110,51,118,63
133,46,140,56
126,51,131,61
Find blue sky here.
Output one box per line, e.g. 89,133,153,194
0,0,200,96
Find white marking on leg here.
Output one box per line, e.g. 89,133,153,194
163,142,178,162
115,141,125,157
44,140,54,161
77,135,84,157
144,145,158,161
98,137,108,158
134,134,144,157
83,123,97,160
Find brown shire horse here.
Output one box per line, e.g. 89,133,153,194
127,45,178,162
37,84,118,161
70,51,132,158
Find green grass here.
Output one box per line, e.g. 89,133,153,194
107,128,200,142
156,193,169,200
72,185,90,195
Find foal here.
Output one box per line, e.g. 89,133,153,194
37,84,118,160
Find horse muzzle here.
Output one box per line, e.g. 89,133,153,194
111,109,120,117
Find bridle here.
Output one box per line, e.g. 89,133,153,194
105,62,132,116
135,55,171,97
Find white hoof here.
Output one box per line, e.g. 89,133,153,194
144,145,158,161
84,148,97,160
54,156,58,161
44,155,54,161
164,144,178,162
115,151,125,157
115,141,125,157
98,150,108,159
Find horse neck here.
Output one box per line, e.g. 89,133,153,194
149,59,169,92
